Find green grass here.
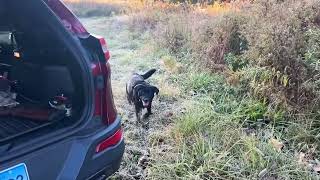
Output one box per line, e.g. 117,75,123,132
147,57,319,179
182,72,219,93
148,78,317,179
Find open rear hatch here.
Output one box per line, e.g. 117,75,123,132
0,62,74,143
0,0,86,145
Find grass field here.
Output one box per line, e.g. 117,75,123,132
65,0,320,179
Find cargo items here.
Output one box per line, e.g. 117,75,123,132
0,70,71,122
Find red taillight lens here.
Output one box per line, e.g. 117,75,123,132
96,128,123,153
91,36,117,125
97,36,110,61
92,62,117,125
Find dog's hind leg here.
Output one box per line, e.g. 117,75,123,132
126,84,132,104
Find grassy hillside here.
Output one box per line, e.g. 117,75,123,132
65,0,320,179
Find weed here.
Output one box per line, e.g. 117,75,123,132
224,53,248,71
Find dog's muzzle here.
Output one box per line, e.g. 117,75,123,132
142,101,150,108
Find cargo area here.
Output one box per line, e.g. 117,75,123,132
0,1,86,144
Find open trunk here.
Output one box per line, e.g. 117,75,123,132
0,1,86,144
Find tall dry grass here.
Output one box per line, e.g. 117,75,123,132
128,0,320,114
63,0,145,17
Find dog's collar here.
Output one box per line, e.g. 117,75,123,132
133,83,145,103
133,83,145,91
133,80,146,90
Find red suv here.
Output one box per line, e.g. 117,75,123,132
0,0,124,179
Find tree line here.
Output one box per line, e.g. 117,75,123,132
153,0,232,4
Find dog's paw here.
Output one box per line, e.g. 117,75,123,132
143,112,152,119
135,116,141,123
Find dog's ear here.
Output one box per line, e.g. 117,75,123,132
133,86,140,102
152,86,159,95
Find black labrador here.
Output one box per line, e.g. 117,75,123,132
126,69,159,121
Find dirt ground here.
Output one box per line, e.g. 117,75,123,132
81,16,180,180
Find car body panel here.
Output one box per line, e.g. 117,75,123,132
0,0,124,179
46,0,90,38
0,117,124,180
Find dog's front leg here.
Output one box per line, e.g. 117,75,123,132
135,104,142,122
147,103,152,115
143,103,153,119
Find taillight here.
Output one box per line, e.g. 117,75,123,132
96,36,110,61
92,36,117,125
96,128,123,153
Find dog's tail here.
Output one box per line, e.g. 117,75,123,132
141,69,157,79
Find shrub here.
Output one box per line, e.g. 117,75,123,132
126,0,320,116
191,13,247,69
127,2,189,33
127,9,160,32
240,0,320,111
146,0,320,113
305,28,320,71
154,12,192,54
225,53,248,71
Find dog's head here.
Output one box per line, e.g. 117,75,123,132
134,85,159,108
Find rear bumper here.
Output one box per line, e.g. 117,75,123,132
61,116,125,180
0,116,124,180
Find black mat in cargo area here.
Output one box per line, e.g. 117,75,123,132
0,117,52,143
